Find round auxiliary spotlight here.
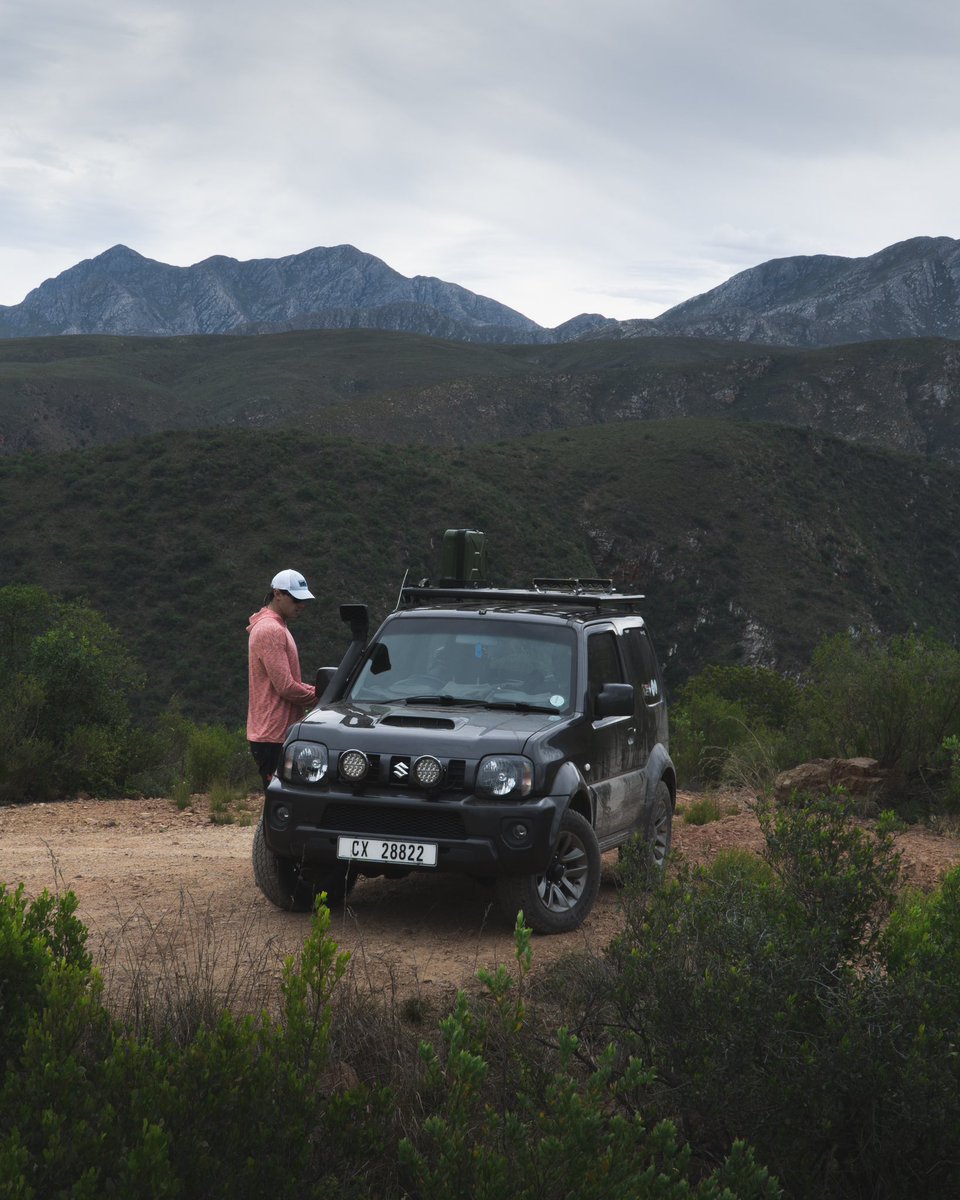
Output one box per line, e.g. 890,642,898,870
339,749,370,782
413,755,444,788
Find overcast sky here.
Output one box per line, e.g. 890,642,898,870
2,0,958,327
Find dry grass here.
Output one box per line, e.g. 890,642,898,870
95,892,289,1044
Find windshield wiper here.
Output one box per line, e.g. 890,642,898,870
403,694,477,706
479,700,556,713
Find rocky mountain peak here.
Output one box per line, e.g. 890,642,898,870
2,235,960,347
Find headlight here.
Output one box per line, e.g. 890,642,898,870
475,755,533,800
284,741,329,784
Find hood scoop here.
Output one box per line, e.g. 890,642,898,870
380,714,457,730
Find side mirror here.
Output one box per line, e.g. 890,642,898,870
315,666,337,694
369,643,392,675
595,682,634,719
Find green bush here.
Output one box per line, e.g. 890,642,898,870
670,691,753,784
671,634,960,801
398,918,780,1200
185,723,256,792
0,586,148,801
681,794,729,825
797,631,960,780
0,884,91,1070
0,889,780,1200
680,664,802,729
607,793,960,1199
0,898,359,1200
670,664,802,788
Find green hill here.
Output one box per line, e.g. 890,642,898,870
2,330,959,464
3,418,958,724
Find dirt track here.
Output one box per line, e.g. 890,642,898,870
2,792,959,1011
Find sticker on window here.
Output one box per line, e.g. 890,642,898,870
550,694,565,708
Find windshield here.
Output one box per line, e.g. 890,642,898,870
347,616,577,713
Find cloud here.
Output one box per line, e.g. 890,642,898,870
1,0,958,324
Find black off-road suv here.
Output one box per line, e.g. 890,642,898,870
253,538,675,933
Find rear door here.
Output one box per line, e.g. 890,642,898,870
619,622,668,762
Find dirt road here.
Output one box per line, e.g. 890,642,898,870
2,792,958,1012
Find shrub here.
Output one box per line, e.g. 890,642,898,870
797,631,960,781
0,890,782,1200
670,665,802,788
0,586,148,801
607,793,960,1199
670,691,753,784
672,634,960,803
679,664,802,729
185,723,256,792
0,899,354,1200
0,884,91,1069
681,794,729,825
399,917,781,1200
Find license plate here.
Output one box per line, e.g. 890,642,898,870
337,835,438,867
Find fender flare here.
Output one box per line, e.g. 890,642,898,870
645,743,677,808
545,760,593,843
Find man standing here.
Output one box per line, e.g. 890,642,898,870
247,569,318,789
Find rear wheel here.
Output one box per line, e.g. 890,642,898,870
495,809,601,934
648,779,673,868
616,779,673,884
252,817,356,911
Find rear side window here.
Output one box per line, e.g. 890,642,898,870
621,626,663,706
587,631,623,704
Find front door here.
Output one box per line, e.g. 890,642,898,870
584,628,640,842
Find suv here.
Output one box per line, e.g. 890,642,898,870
253,557,675,933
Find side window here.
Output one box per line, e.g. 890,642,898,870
621,627,663,706
587,631,623,705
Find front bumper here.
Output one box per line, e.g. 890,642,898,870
262,780,563,876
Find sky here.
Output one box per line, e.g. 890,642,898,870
2,0,959,328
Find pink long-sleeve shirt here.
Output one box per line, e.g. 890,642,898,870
246,607,317,742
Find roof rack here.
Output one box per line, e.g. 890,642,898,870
532,577,615,593
399,583,646,611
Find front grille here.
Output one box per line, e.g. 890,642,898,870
322,803,467,840
334,751,469,792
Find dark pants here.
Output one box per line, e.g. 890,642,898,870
249,741,282,790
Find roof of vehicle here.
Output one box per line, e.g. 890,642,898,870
397,580,648,622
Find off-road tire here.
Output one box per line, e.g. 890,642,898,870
647,779,673,869
495,808,601,934
252,817,356,911
616,778,674,885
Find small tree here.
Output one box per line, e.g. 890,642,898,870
0,586,146,800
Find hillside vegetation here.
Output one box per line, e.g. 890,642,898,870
2,329,959,463
2,418,959,723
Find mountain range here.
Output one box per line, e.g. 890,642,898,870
2,235,960,347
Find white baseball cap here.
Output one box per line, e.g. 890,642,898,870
271,569,315,600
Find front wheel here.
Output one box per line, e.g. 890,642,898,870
252,818,356,911
495,809,601,934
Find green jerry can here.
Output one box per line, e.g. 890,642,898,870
439,528,487,585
